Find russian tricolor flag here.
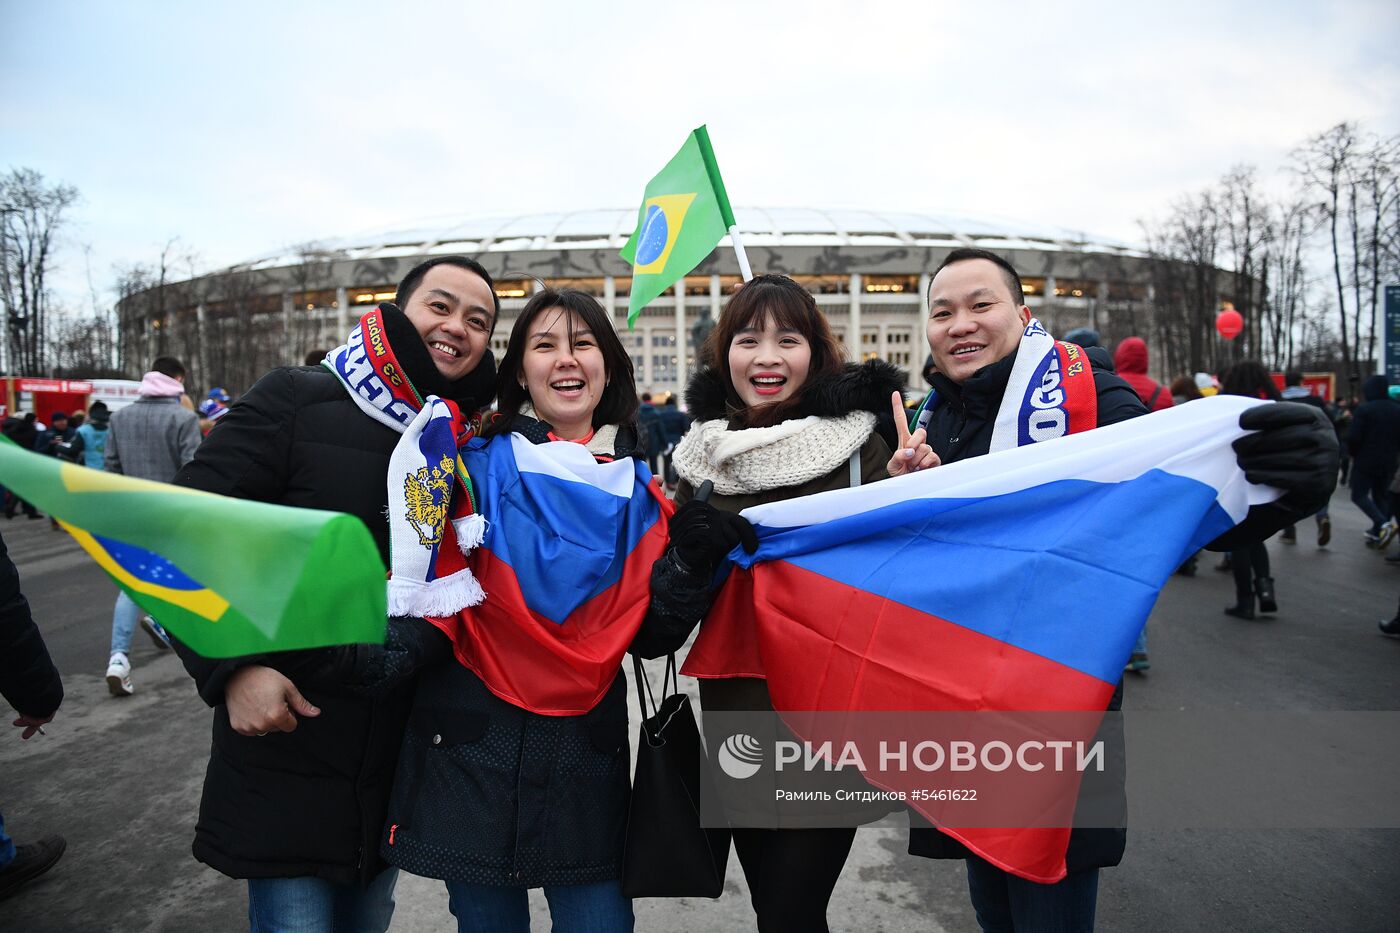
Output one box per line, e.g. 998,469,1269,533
683,395,1278,880
429,435,672,716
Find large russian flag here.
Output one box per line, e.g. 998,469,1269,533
429,435,672,716
683,395,1279,880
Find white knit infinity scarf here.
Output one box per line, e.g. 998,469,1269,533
672,411,876,495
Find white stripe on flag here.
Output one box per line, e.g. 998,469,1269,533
508,434,637,499
742,395,1280,529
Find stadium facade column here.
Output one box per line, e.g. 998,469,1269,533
848,273,863,362
1043,275,1056,332
674,281,687,392
604,276,616,319
1093,280,1107,334
640,321,653,387
281,292,294,357
336,287,348,335
195,302,209,388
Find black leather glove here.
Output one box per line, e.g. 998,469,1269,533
1233,402,1339,516
668,498,758,575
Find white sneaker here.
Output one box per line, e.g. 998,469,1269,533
1379,519,1399,550
105,652,133,696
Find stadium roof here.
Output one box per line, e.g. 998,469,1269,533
236,207,1144,271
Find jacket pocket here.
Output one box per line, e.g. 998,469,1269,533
388,708,489,845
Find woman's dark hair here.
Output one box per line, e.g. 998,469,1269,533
395,255,501,333
1169,375,1204,402
485,288,638,437
1220,360,1281,401
700,273,846,427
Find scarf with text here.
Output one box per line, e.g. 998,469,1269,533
911,318,1097,452
325,306,486,617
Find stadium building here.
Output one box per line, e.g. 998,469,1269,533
117,207,1157,397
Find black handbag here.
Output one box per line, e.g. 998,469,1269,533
621,653,731,898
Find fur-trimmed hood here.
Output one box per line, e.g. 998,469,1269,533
684,358,907,423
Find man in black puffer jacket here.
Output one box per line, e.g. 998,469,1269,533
171,256,500,931
904,248,1336,932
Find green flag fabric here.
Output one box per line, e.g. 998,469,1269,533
0,438,386,658
619,125,736,326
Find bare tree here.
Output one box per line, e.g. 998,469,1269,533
0,168,80,374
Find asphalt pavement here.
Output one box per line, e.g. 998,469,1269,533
0,488,1397,932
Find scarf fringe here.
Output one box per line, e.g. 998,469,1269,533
454,514,488,553
387,567,486,617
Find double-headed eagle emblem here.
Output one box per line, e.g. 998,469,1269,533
405,454,454,548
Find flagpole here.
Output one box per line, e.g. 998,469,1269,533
728,225,753,282
694,126,753,282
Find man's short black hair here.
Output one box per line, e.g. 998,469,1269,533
51,411,68,421
1284,370,1304,387
395,256,501,333
932,247,1025,306
151,356,186,379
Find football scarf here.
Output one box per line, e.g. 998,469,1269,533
910,318,1097,452
325,306,486,617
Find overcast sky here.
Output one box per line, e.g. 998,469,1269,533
3,0,1398,310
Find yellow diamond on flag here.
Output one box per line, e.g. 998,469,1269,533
631,193,697,276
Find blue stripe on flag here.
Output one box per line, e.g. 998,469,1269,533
737,470,1236,684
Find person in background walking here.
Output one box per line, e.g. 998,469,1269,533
658,392,691,489
1112,337,1174,413
102,356,202,694
67,402,111,471
3,415,41,520
1347,375,1400,549
1220,362,1282,620
636,392,666,477
1279,372,1334,547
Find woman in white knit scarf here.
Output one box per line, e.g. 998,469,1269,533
654,273,933,933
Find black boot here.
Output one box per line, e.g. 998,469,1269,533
1224,593,1255,620
1255,577,1278,614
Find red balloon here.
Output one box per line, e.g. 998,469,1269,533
1216,308,1244,340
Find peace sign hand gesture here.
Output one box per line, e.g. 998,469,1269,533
886,390,940,477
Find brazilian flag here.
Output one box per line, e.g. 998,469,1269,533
0,437,386,658
620,125,736,326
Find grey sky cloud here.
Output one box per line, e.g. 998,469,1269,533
2,0,1397,309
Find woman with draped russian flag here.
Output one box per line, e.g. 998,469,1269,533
354,288,704,932
654,273,925,933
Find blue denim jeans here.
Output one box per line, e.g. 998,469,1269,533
246,868,398,933
0,809,15,869
445,879,633,933
110,591,143,656
965,856,1099,933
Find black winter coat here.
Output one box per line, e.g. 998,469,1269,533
0,531,63,720
380,417,682,887
907,351,1145,874
171,366,415,886
1347,374,1400,476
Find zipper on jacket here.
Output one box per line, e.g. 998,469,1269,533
388,824,397,846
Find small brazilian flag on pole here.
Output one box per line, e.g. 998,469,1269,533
0,437,386,658
620,125,737,327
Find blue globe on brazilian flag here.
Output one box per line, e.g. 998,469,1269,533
620,126,737,326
